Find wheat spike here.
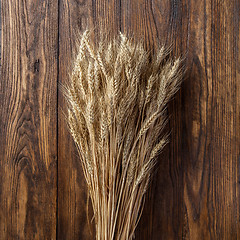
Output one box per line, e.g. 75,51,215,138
64,29,183,240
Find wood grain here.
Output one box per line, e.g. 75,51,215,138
58,0,122,239
58,0,94,239
121,1,186,239
1,0,239,239
58,0,240,239
183,0,240,239
0,0,58,239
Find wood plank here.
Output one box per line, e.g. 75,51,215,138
121,1,187,239
58,0,121,239
0,0,58,239
58,1,93,239
183,0,240,239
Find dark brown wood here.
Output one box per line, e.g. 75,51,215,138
1,0,239,239
0,0,1,67
120,0,240,238
0,0,58,239
58,0,240,239
58,1,94,239
58,0,122,239
121,1,186,239
182,0,240,239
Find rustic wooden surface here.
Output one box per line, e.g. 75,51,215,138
0,0,58,239
1,0,240,239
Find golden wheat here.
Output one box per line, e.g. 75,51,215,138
63,29,183,240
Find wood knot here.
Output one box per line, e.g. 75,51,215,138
34,59,40,72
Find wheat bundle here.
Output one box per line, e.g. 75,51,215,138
63,30,183,240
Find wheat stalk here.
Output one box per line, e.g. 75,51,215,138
63,30,183,240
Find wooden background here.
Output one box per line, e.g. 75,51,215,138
0,0,239,239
